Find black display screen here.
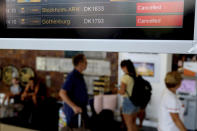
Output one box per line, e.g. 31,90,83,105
0,0,195,39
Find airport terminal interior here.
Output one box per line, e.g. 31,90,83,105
0,0,197,130
0,50,195,131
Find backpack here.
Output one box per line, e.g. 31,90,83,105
129,75,152,109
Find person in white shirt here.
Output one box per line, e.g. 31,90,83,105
158,71,187,131
2,77,22,105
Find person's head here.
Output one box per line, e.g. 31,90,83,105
165,71,182,90
72,54,87,72
12,77,19,85
28,77,36,87
120,60,136,77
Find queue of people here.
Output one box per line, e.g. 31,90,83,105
59,53,187,131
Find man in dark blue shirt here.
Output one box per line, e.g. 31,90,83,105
59,54,89,128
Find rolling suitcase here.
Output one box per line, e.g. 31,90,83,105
61,114,89,131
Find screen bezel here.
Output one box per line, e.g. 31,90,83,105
0,0,195,40
0,0,197,54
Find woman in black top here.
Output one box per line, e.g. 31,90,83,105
21,77,40,105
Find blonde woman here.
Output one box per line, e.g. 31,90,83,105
158,71,187,131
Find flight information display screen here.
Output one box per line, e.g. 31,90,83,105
6,0,184,28
0,0,195,39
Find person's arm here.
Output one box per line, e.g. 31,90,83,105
22,85,30,95
27,93,35,96
21,84,30,100
118,82,126,95
33,84,40,96
170,113,187,131
59,89,82,114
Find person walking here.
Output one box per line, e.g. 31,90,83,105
59,54,89,130
158,71,187,131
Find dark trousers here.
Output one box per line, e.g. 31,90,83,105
68,110,90,129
